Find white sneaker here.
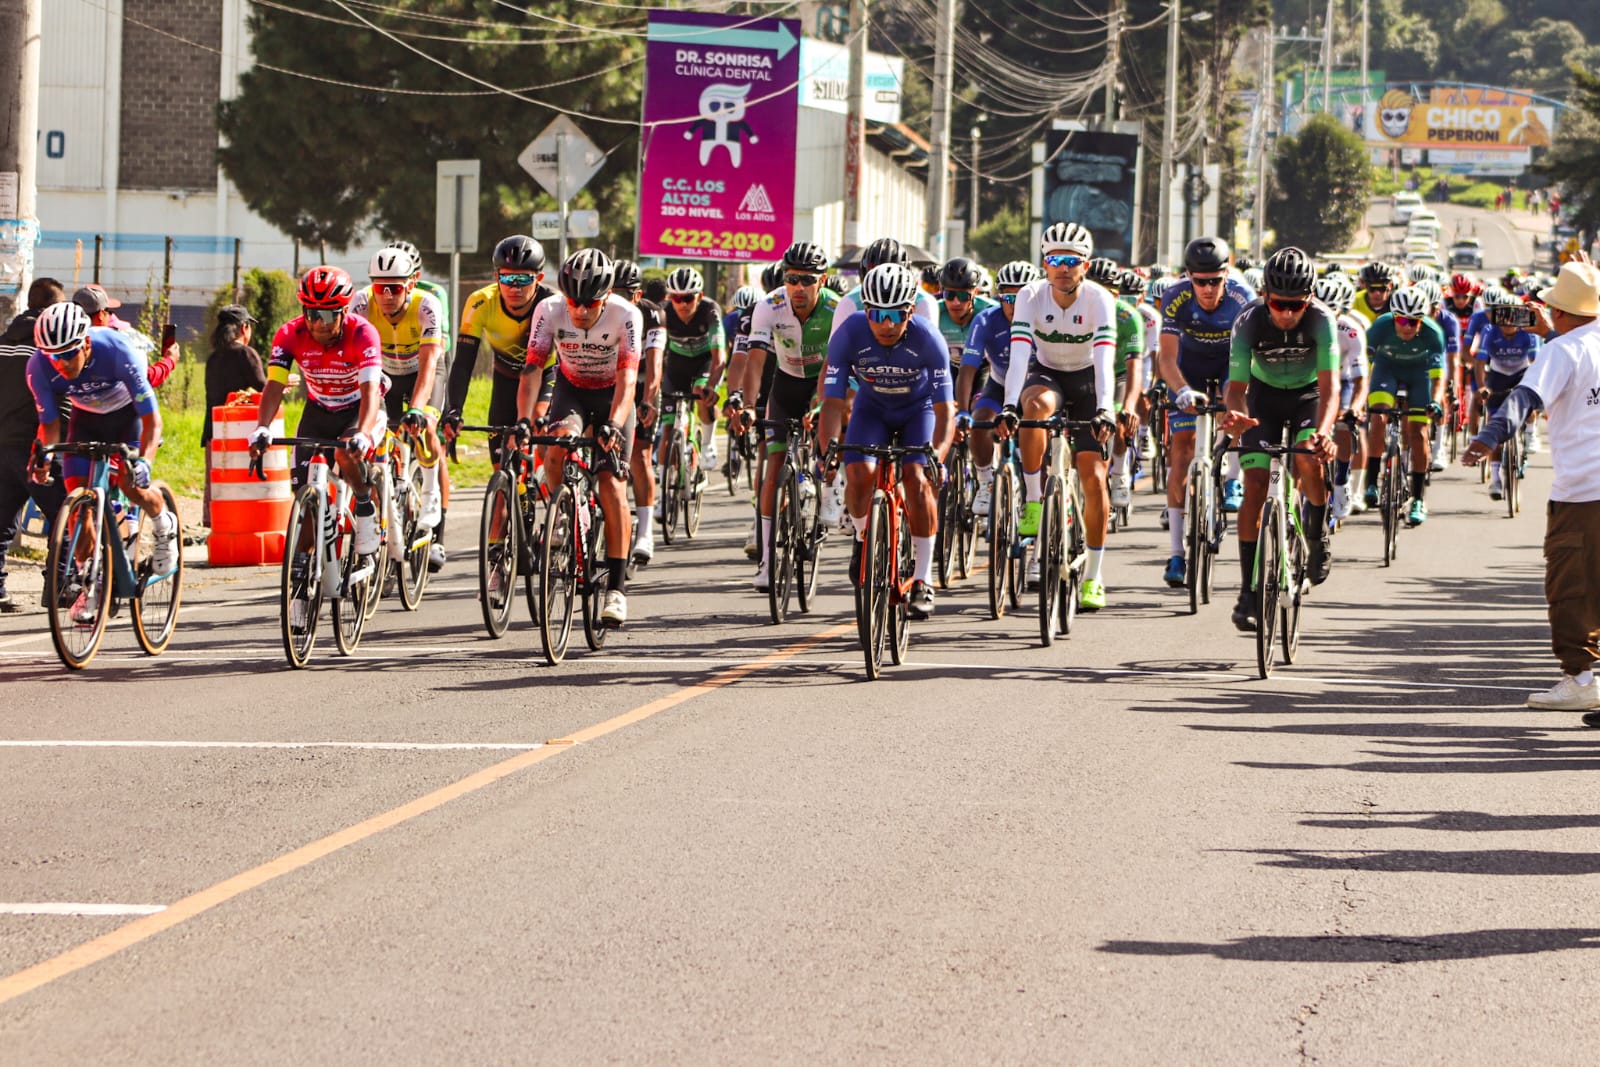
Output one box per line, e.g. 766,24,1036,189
701,444,719,469
1349,476,1368,514
1159,508,1170,530
973,481,993,517
1138,431,1154,459
1110,478,1132,509
419,488,442,528
820,482,844,526
631,530,654,564
149,511,178,574
487,567,506,600
290,596,310,631
70,589,97,625
1026,555,1040,586
1525,426,1540,455
752,565,770,592
354,509,380,555
601,589,627,625
1331,483,1351,522
1526,675,1600,711
428,542,447,571
1489,473,1504,500
1429,454,1447,473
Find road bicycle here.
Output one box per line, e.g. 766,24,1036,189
1245,432,1318,679
260,438,377,668
974,422,1024,619
1369,390,1420,567
457,423,546,638
935,431,978,588
1144,380,1170,495
1017,417,1099,648
1178,398,1233,615
530,433,613,665
365,416,435,619
756,417,827,624
724,415,759,497
853,441,938,680
657,390,707,544
40,442,183,669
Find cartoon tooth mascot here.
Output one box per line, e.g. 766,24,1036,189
685,83,759,168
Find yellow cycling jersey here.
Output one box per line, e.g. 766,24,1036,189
348,286,442,377
460,283,544,376
1350,290,1388,326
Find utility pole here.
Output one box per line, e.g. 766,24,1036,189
843,0,867,250
1104,1,1120,126
0,0,42,317
1156,0,1180,267
1253,27,1273,261
924,0,956,260
1322,0,1335,115
969,125,981,232
1360,0,1370,131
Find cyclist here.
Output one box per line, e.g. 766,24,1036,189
955,259,1039,517
1219,247,1339,632
1363,285,1448,526
26,302,178,619
1445,273,1481,332
1473,296,1542,500
516,250,642,626
660,266,726,474
381,241,453,568
725,261,788,560
444,236,553,469
996,222,1118,610
1086,257,1146,512
1313,272,1369,522
1156,236,1256,587
611,260,667,565
740,242,839,592
831,238,939,334
248,268,386,626
1351,261,1399,324
819,263,955,619
934,258,996,368
1123,268,1161,465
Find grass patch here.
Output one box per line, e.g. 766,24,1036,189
1371,166,1528,211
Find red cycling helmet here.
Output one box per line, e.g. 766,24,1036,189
298,266,355,309
1449,272,1478,297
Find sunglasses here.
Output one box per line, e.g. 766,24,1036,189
669,292,699,304
1267,296,1308,313
997,293,1018,305
567,297,604,311
866,307,911,325
374,282,407,296
784,273,821,287
1190,276,1225,288
1043,254,1086,269
942,290,973,304
304,307,344,325
1367,284,1392,293
498,273,536,288
1394,315,1421,328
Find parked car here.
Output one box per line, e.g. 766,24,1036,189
1392,192,1424,226
1448,238,1484,270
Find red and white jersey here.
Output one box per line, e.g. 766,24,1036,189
527,293,642,390
268,313,384,411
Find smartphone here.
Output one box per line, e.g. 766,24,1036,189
161,323,177,348
1489,305,1537,329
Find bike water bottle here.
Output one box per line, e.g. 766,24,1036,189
799,470,817,507
577,493,592,539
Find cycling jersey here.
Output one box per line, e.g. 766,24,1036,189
1367,314,1447,371
348,286,443,377
1475,326,1541,376
959,304,1013,379
268,314,385,411
722,309,744,360
1227,302,1338,391
937,296,997,364
748,287,839,380
664,298,726,360
1335,311,1369,383
829,287,938,337
1136,302,1160,356
416,278,452,354
1350,288,1392,325
27,327,157,422
1160,276,1257,382
1113,299,1145,373
459,283,549,377
823,313,952,408
525,293,642,390
1433,309,1461,356
1006,278,1117,411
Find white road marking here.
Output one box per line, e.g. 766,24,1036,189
0,741,544,751
0,903,167,917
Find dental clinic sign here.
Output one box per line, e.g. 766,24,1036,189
639,10,800,262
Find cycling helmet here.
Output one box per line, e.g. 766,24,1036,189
383,240,422,275
1313,273,1355,313
921,264,941,289
760,261,784,293
1242,267,1265,292
939,257,983,291
860,237,909,272
976,265,994,295
1118,269,1146,298
994,260,1041,287
1410,263,1442,286
1388,285,1430,318
33,301,92,354
665,266,704,294
1483,286,1518,308
368,248,412,281
1449,272,1478,296
611,259,643,292
1358,260,1397,287
1414,280,1444,309
1320,261,1348,277
1183,236,1231,274
1085,257,1122,288
492,235,547,274
1263,246,1316,297
860,263,921,308
558,249,615,305
781,241,829,274
1041,222,1094,257
1235,255,1256,271
298,266,355,309
823,275,848,295
733,285,759,311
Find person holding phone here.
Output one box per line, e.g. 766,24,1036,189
70,284,179,387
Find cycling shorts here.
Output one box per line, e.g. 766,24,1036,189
973,377,1006,417
1238,378,1318,472
1368,359,1438,424
486,372,525,467
763,371,816,455
65,405,141,483
843,398,935,468
1165,377,1225,436
1485,368,1525,415
663,352,711,408
632,378,660,449
292,401,387,488
545,371,635,478
384,372,418,426
1023,362,1103,455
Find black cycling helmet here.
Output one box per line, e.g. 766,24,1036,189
1086,257,1121,288
760,261,784,293
823,275,847,295
939,257,983,291
781,241,829,273
493,235,547,274
921,264,940,289
1359,260,1398,287
1117,268,1146,298
1183,236,1231,274
558,249,614,305
611,258,643,292
1235,255,1255,271
860,237,909,273
1263,246,1316,298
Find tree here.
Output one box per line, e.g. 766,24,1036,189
1539,67,1600,237
1270,113,1371,254
967,207,1029,266
1506,19,1600,94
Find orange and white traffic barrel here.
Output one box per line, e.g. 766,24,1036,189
207,390,291,565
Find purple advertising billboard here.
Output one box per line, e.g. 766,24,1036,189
639,11,800,262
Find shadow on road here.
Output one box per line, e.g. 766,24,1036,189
1098,928,1600,963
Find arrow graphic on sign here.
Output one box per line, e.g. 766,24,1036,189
647,20,798,59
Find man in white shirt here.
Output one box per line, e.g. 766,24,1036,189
1465,258,1600,718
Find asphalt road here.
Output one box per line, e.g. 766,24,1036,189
2,451,1594,1063
1367,198,1547,274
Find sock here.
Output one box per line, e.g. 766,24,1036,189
1084,546,1104,582
1239,539,1257,591
1107,452,1121,480
1167,508,1185,556
1493,461,1503,478
1024,468,1042,501
434,506,446,542
977,463,995,486
1576,670,1595,687
636,504,653,538
607,556,627,592
700,420,716,450
422,462,440,495
1305,502,1328,540
913,535,935,583
1410,471,1426,501
1334,460,1350,485
851,514,867,538
758,516,772,566
1365,457,1381,484
1225,452,1241,481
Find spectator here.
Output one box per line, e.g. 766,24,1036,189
1494,192,1504,212
71,284,179,387
1529,188,1542,215
0,278,69,612
200,305,266,527
1464,258,1600,718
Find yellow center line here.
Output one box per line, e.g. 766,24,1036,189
0,620,856,1008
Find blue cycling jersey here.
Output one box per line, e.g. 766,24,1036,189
1160,277,1257,379
959,304,1013,380
1463,309,1491,353
1474,326,1540,375
26,326,157,423
1434,309,1460,356
824,314,953,408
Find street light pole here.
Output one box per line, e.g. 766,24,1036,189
970,125,981,233
1156,0,1179,267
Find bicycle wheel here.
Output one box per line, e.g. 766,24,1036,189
725,425,742,497
1151,431,1167,494
1503,434,1520,519
1380,452,1398,566
1038,482,1065,648
582,499,610,651
934,476,956,589
46,492,112,670
988,466,1015,619
768,471,797,624
132,484,183,656
331,507,368,657
1059,487,1083,636
1200,477,1219,605
1255,502,1282,679
1185,467,1203,615
684,454,705,539
955,453,977,579
478,470,517,638
659,438,681,545
280,487,323,669
538,484,577,665
361,467,390,622
858,493,892,680
1282,527,1304,664
520,474,543,628
396,463,430,610
889,508,912,666
796,475,823,612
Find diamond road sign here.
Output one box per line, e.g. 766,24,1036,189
518,116,605,202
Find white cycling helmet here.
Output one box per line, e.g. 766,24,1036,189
383,240,422,275
1483,285,1518,308
995,260,1041,287
860,263,921,308
1388,285,1431,319
1414,279,1444,310
733,285,759,311
1313,273,1355,313
1041,222,1094,258
665,266,704,294
975,265,994,295
1243,267,1265,292
34,301,92,355
369,248,413,281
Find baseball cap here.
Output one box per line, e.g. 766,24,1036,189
217,304,257,327
71,284,121,314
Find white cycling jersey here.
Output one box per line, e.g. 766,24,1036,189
828,287,938,338
747,287,839,380
525,293,642,390
1336,311,1369,382
1005,278,1118,411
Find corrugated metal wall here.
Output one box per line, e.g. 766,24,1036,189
37,0,108,191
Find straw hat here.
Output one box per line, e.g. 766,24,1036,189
1539,261,1600,318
